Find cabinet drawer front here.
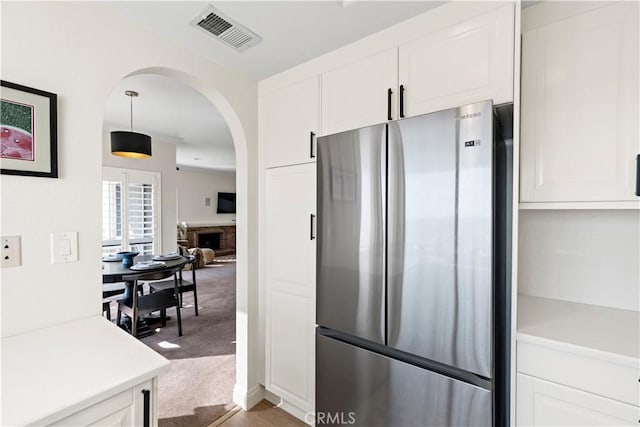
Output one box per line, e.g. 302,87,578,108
50,389,133,426
517,340,639,406
517,373,639,426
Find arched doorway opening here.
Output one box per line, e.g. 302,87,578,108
101,66,253,426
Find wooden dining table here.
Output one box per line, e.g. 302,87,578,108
102,254,189,336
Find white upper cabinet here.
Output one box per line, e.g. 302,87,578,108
260,76,319,168
399,4,514,118
321,48,398,136
520,2,639,205
320,4,515,136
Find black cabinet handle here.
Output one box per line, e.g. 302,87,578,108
310,131,316,159
142,389,150,427
310,214,316,240
636,155,640,197
399,85,405,118
387,88,393,121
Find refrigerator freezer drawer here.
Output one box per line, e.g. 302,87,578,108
316,333,492,427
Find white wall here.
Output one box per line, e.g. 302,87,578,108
518,210,640,312
177,168,236,225
102,134,177,253
0,1,260,408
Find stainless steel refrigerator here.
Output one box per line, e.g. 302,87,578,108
316,100,512,426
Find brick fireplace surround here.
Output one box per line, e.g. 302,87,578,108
185,225,236,256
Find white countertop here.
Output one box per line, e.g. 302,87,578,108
1,316,170,426
517,294,640,365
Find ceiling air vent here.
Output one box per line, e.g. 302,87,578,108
191,6,262,52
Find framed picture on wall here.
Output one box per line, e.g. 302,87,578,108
1,80,58,178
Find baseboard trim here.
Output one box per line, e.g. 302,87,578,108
232,384,264,410
263,391,312,425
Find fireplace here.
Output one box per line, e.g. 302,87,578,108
198,232,221,250
185,225,236,255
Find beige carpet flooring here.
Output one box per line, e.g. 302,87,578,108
126,257,237,427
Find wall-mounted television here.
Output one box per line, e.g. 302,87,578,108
217,192,236,214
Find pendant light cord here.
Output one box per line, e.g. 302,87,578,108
130,94,133,132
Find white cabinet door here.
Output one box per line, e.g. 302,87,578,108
265,163,316,412
261,76,319,168
520,2,639,203
133,379,158,427
399,4,514,118
321,48,398,135
517,374,639,426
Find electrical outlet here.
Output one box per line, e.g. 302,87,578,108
1,236,22,268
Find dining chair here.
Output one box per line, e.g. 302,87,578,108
149,255,199,316
116,266,183,338
102,281,146,321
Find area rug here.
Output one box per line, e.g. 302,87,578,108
137,257,237,427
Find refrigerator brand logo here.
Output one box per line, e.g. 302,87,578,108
465,140,481,147
460,112,482,119
306,411,356,425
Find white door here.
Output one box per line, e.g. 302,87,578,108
321,48,398,135
260,76,319,168
516,374,638,426
520,2,639,203
264,163,316,412
398,4,514,118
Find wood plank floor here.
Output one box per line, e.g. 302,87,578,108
209,400,305,427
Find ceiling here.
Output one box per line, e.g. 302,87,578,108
102,1,445,171
104,74,235,171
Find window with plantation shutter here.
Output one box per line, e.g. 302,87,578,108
102,167,161,256
102,180,123,254
127,182,155,254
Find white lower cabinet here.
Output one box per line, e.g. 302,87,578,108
517,374,638,426
264,163,316,414
50,379,158,427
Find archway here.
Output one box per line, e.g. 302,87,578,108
103,66,254,420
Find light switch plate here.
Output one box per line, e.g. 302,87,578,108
50,232,78,264
1,236,22,268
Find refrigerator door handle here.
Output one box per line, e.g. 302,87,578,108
386,122,405,345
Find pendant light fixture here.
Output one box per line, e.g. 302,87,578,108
110,90,152,158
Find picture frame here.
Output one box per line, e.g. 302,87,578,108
1,80,58,178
